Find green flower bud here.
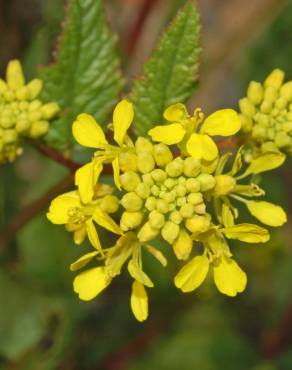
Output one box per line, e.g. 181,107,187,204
135,183,151,199
275,132,290,148
185,215,210,234
178,176,186,184
142,173,154,186
121,192,143,212
29,120,49,138
239,97,256,117
120,171,141,191
255,113,269,126
153,143,173,167
165,158,184,177
213,175,236,196
247,81,264,105
135,137,153,153
120,211,144,231
160,190,176,203
99,195,119,214
180,204,195,218
187,192,203,205
164,178,177,189
169,210,183,224
173,229,193,260
196,173,215,192
175,184,187,197
151,185,160,196
41,102,60,119
261,141,278,153
161,221,179,244
156,199,169,213
151,169,167,183
118,152,137,172
264,86,278,102
137,221,159,242
137,152,155,174
239,114,253,133
280,81,292,100
251,125,267,140
145,197,157,211
149,210,165,229
183,157,201,177
264,69,284,89
260,100,272,114
176,196,187,207
185,178,200,193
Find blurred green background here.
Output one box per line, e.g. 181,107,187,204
0,0,292,369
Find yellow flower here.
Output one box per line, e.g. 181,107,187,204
148,103,241,161
70,232,167,321
72,99,135,202
47,187,121,253
0,60,59,163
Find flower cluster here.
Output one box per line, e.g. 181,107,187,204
48,100,287,322
0,60,59,163
239,69,292,160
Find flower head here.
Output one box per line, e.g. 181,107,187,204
0,60,59,163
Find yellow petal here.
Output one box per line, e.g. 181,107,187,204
246,201,287,227
238,152,286,179
213,257,247,297
173,229,193,260
148,124,186,145
130,281,148,322
73,267,110,301
70,251,99,271
128,259,154,288
93,208,121,235
201,109,241,136
144,244,167,267
6,60,25,90
113,99,134,146
163,103,188,121
221,203,235,227
75,161,103,204
223,224,270,243
86,219,102,252
112,156,121,190
186,133,218,161
47,191,80,224
72,113,107,148
174,255,209,293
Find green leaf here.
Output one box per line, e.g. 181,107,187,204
40,0,124,150
130,2,201,136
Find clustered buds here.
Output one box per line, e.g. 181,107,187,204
47,99,288,322
0,60,59,163
239,69,292,160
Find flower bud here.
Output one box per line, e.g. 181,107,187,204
15,86,29,100
213,175,236,196
280,81,292,100
239,98,256,117
264,69,284,89
73,226,87,245
100,195,119,214
156,199,169,213
135,183,151,199
149,210,165,229
26,79,43,99
118,152,137,172
176,196,187,207
252,125,267,140
196,173,215,192
264,86,278,103
137,152,155,174
135,137,153,153
121,192,143,212
120,211,143,231
275,132,290,148
151,169,167,183
247,81,263,105
150,184,160,196
161,221,179,244
145,197,157,211
164,178,177,189
175,184,186,197
185,178,200,193
185,215,210,234
29,120,49,138
261,141,278,153
153,143,173,167
260,100,272,114
183,157,201,177
169,210,183,224
165,158,184,177
28,100,42,112
15,119,30,133
41,102,60,119
138,221,159,242
194,203,206,214
120,171,141,191
180,204,195,218
275,97,287,110
187,192,203,205
173,229,193,260
2,129,17,144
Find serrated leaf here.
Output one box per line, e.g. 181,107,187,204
130,2,201,136
40,0,124,150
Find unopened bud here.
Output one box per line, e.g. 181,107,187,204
161,221,179,244
137,152,155,174
264,86,278,102
156,199,169,213
2,129,17,144
149,210,165,229
275,97,288,110
73,226,87,245
173,229,193,260
264,69,284,89
145,197,157,211
193,203,206,214
187,192,203,205
135,137,153,153
26,79,43,99
121,192,143,212
100,195,119,214
185,178,200,193
213,175,236,196
29,120,49,138
260,100,272,114
176,196,187,207
180,204,195,218
247,81,263,105
15,86,29,100
183,157,201,177
275,132,290,148
120,171,141,191
28,100,42,112
153,143,173,167
251,125,267,140
118,152,137,172
239,98,256,117
280,81,292,100
165,158,184,177
138,221,159,242
135,183,151,199
164,178,177,189
120,211,143,231
169,210,183,224
175,184,187,197
261,141,278,152
185,215,210,234
15,119,30,133
151,169,167,183
41,102,60,119
196,173,215,192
